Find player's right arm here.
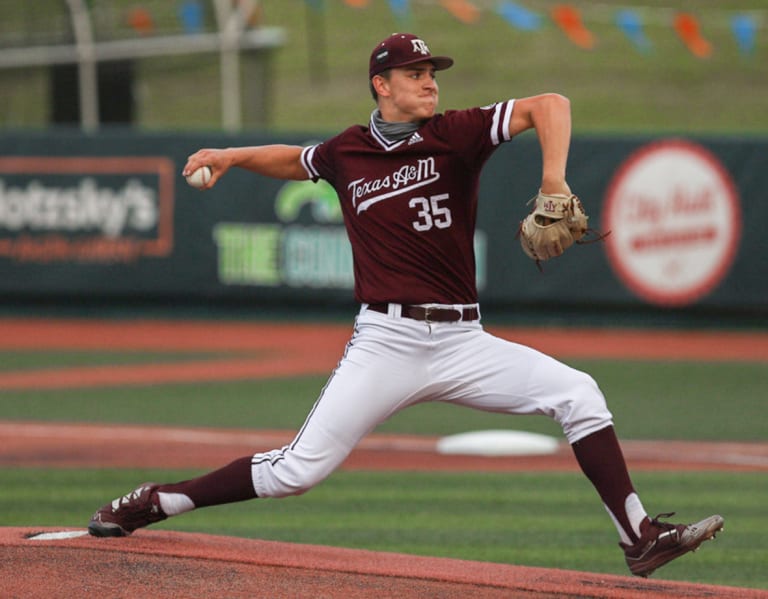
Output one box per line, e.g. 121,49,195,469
183,144,308,189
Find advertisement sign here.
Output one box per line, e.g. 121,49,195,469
0,156,175,263
602,140,741,306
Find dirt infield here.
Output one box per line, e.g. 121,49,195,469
2,318,768,598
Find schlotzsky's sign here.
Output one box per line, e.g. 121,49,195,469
602,139,742,307
0,157,175,263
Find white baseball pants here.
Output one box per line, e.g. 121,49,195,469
251,306,613,498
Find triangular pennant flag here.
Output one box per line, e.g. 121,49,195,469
731,14,757,56
389,0,411,26
127,7,154,35
178,1,204,34
615,9,652,53
674,13,712,58
551,5,595,49
343,0,369,7
497,1,541,31
440,0,480,24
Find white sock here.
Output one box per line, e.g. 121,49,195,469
157,491,196,516
605,492,648,545
625,492,648,538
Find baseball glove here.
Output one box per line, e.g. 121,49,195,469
517,191,590,266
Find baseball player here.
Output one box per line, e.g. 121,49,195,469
88,33,723,577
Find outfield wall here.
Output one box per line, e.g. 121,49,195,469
0,130,763,319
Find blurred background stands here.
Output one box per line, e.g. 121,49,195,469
0,0,284,131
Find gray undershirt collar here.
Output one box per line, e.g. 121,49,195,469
371,110,422,142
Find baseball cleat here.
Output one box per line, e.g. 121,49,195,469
621,512,724,577
88,482,167,537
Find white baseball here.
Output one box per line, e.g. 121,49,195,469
186,165,212,188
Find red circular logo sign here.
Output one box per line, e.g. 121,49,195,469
603,140,741,307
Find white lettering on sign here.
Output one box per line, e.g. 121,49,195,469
0,178,158,237
603,140,741,306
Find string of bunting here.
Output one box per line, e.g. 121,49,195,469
326,0,763,58
127,0,762,59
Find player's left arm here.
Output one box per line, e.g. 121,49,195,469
508,93,572,196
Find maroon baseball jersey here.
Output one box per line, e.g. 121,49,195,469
301,100,515,305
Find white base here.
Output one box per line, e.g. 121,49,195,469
27,530,89,541
436,430,559,457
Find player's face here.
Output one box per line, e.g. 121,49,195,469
379,62,439,122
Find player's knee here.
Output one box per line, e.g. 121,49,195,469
252,449,339,498
554,370,613,444
262,466,332,498
269,480,316,498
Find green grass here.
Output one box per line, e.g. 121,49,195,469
262,0,768,136
1,0,767,133
1,358,765,441
1,467,765,589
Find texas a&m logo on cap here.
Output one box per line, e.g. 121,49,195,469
411,38,430,56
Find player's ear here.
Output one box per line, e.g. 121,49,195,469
371,74,391,98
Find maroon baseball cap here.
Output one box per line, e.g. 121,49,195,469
369,33,454,79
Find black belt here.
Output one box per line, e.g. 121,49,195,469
368,303,479,323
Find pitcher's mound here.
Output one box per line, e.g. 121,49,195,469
1,527,763,598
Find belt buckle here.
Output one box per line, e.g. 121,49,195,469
423,306,463,323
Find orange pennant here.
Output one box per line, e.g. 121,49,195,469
674,13,713,58
440,0,480,24
127,7,154,35
343,0,369,7
551,5,595,49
